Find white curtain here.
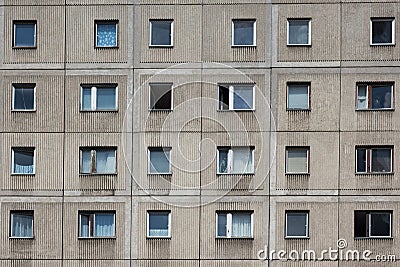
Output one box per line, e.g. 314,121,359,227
95,214,115,237
81,150,91,173
232,148,253,174
12,214,33,237
80,215,89,237
287,149,308,173
231,213,251,237
96,150,116,174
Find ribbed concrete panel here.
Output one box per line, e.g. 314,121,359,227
64,260,127,267
2,74,64,133
339,132,400,194
273,201,338,260
200,260,264,267
203,4,266,63
135,260,198,266
200,201,267,259
0,202,62,259
0,260,62,267
139,0,201,3
340,71,400,131
204,0,269,3
4,0,64,4
1,133,63,191
66,5,128,64
273,132,339,192
139,5,202,63
63,201,125,260
67,0,131,4
277,4,340,62
342,3,400,62
65,74,128,133
136,202,200,259
64,133,126,191
272,262,337,267
272,0,338,3
3,6,64,64
272,70,340,132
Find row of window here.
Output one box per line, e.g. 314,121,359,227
12,17,397,49
9,210,392,239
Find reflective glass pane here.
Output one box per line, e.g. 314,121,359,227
372,20,393,44
218,149,229,173
149,212,169,237
82,88,92,110
149,149,170,174
13,86,34,110
288,20,309,45
150,21,172,46
97,87,116,110
357,85,368,109
371,149,391,172
288,85,309,109
371,85,392,109
96,149,116,173
233,20,255,46
217,213,227,237
370,213,391,237
14,23,36,47
233,86,253,109
81,149,91,174
13,149,34,174
286,149,308,173
286,213,307,237
356,148,367,173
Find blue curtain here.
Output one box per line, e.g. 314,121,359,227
97,24,117,47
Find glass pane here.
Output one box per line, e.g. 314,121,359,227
11,213,33,237
96,149,116,174
232,147,253,174
81,149,91,174
218,85,229,110
149,212,169,237
372,20,393,44
97,87,116,110
94,214,115,237
151,21,172,46
233,20,254,45
371,85,392,109
150,84,172,110
370,213,391,237
233,86,253,110
288,20,309,45
354,211,368,238
13,149,34,174
232,213,251,237
288,85,309,109
218,149,229,173
14,23,35,47
286,149,308,173
13,86,34,110
82,88,92,110
79,214,90,237
286,213,307,237
371,149,391,172
357,85,368,109
356,148,367,173
96,23,117,47
149,149,170,174
217,213,227,237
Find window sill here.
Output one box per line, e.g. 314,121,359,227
354,237,393,240
11,109,36,112
94,46,119,49
231,45,256,48
149,45,174,48
9,236,34,239
216,237,254,239
285,173,310,176
147,173,173,176
12,46,37,49
217,109,255,112
79,173,118,176
355,172,394,176
146,236,171,239
11,173,35,176
80,109,118,113
286,109,311,112
370,43,395,46
287,44,311,47
149,109,173,112
217,173,254,176
78,236,116,240
285,236,310,240
355,108,394,112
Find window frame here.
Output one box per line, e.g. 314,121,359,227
285,211,309,239
12,83,36,112
9,210,34,239
11,147,35,175
215,211,254,239
285,146,310,175
355,146,393,174
370,18,395,46
287,18,312,46
94,20,119,48
231,19,256,47
286,82,311,111
148,83,174,111
354,210,392,239
148,147,172,175
13,20,37,49
356,83,394,110
216,146,255,175
149,19,174,47
217,84,256,111
78,211,116,239
80,84,118,112
146,210,171,238
79,147,117,175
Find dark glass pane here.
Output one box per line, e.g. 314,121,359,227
354,211,367,238
151,21,172,46
286,213,307,237
218,149,229,173
14,87,34,110
288,20,309,45
149,148,170,173
14,23,36,47
371,149,391,172
233,20,254,45
150,84,172,110
371,85,392,109
372,20,392,44
218,86,229,110
356,148,367,173
370,213,391,237
97,87,116,110
233,86,253,110
149,212,169,236
217,213,227,237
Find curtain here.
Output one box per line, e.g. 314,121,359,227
288,85,308,109
233,86,253,110
149,213,169,237
81,150,91,174
95,214,115,237
287,149,308,173
357,85,367,109
231,213,251,237
96,149,116,174
218,149,229,173
233,148,253,174
12,214,33,237
96,87,116,110
13,150,34,174
97,24,117,47
80,214,89,237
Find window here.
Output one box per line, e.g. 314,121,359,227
286,147,309,174
147,211,171,238
12,83,36,111
370,18,395,45
12,147,35,175
217,146,254,174
287,83,310,110
148,147,171,174
81,84,117,111
149,83,173,110
149,20,173,47
10,211,34,238
218,84,255,110
354,211,392,238
232,19,256,46
13,21,36,48
356,83,393,110
287,19,311,46
80,147,117,174
95,20,118,48
79,211,115,238
285,211,309,238
216,211,253,238
356,147,392,174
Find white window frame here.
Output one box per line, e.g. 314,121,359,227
148,147,172,174
286,83,311,110
356,83,394,110
95,20,118,48
78,211,116,238
215,211,254,238
10,211,34,239
285,211,309,238
12,83,36,111
355,147,393,174
13,21,37,48
231,19,256,47
216,146,255,175
287,19,312,46
370,18,395,46
368,212,392,238
148,83,174,111
80,84,118,111
79,147,117,175
149,20,174,47
217,84,255,111
11,147,35,175
285,147,310,174
146,211,171,238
